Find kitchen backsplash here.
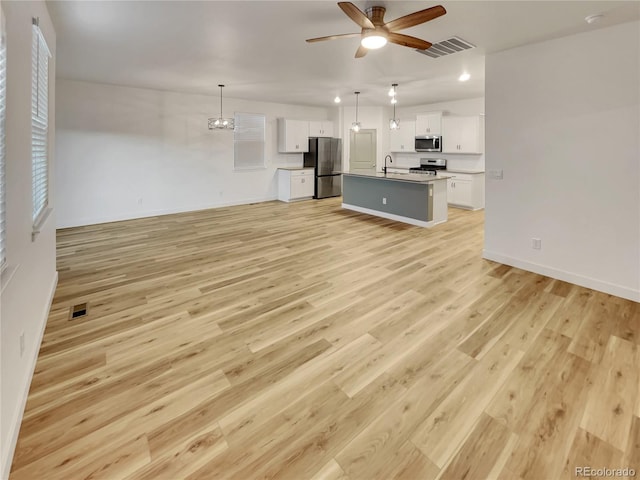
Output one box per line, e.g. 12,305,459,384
392,154,485,171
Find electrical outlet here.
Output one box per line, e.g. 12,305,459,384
489,169,504,180
19,332,25,358
137,197,143,205
532,238,542,250
382,197,387,205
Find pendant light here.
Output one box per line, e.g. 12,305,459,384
351,91,361,132
389,83,400,130
208,84,235,130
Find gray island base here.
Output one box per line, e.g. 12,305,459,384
341,171,448,228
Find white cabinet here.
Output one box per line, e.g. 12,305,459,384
442,172,485,210
309,121,334,137
415,112,442,135
389,120,416,153
278,169,315,202
442,116,484,154
278,119,310,153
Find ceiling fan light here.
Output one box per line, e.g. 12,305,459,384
361,35,387,50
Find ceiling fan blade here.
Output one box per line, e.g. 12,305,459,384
306,32,361,43
385,5,446,32
355,44,368,58
387,32,432,50
338,2,375,29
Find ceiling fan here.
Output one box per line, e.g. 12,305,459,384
306,2,446,58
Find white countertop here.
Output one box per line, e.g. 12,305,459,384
443,169,485,174
341,170,449,184
277,167,314,171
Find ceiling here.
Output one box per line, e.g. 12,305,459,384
47,1,640,107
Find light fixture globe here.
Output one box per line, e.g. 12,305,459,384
361,30,388,50
208,84,235,130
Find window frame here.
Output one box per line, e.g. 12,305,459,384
31,18,51,232
0,7,7,269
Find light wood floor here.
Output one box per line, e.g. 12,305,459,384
10,198,640,480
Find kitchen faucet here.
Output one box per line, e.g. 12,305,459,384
383,155,392,175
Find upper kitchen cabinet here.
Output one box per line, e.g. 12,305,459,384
389,120,416,153
442,115,484,154
278,119,310,153
415,112,442,136
309,121,334,137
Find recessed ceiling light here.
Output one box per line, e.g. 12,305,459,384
585,14,604,24
334,96,341,103
458,72,470,82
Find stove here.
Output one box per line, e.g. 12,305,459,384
409,158,447,175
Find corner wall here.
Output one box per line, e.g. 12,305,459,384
0,1,58,477
484,21,640,301
55,79,334,228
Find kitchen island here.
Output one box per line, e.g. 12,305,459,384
341,170,449,228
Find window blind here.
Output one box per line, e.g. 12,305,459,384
0,10,7,267
234,113,266,170
31,20,50,225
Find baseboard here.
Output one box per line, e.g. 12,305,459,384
1,271,58,480
482,250,640,303
342,203,435,228
56,196,279,229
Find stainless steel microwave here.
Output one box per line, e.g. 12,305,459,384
415,135,442,152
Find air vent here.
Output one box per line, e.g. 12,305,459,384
417,36,475,58
70,303,88,319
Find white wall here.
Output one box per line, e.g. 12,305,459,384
484,21,640,302
0,1,58,478
55,79,335,228
390,97,485,171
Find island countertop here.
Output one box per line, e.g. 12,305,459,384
340,170,449,184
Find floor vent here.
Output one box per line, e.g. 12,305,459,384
70,303,88,319
417,36,476,58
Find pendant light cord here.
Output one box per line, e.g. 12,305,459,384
219,84,224,118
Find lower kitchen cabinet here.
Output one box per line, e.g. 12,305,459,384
278,168,315,202
444,172,485,210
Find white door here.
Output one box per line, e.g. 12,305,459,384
350,129,377,170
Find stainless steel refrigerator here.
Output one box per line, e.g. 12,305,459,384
303,137,342,199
